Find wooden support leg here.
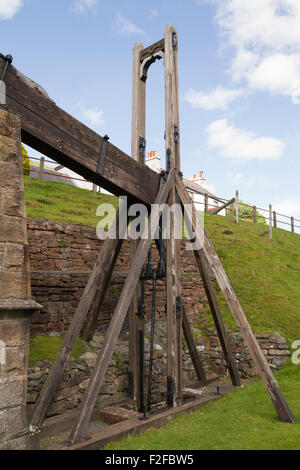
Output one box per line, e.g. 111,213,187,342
182,306,206,383
31,213,123,427
193,249,240,386
175,174,296,423
166,177,182,407
129,41,146,409
68,173,172,445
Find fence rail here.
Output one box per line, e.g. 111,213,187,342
28,156,300,238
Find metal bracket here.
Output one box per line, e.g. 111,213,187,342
174,125,179,145
0,53,13,108
172,32,178,51
137,297,145,318
176,296,182,319
140,51,164,81
167,376,175,407
97,135,110,175
139,136,146,164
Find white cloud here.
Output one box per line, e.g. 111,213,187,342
205,118,284,161
0,0,22,20
185,86,246,110
115,12,143,35
207,0,300,103
231,173,276,189
78,104,104,130
71,0,97,15
274,198,300,219
149,9,159,19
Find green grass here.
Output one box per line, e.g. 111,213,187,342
24,177,300,342
29,335,86,367
105,364,300,450
204,213,300,342
24,176,118,227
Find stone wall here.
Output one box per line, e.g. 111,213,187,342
27,219,208,333
26,323,290,419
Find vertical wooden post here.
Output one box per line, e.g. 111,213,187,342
291,217,295,233
273,211,277,229
235,190,239,224
230,202,234,218
253,206,257,223
39,156,45,180
164,24,182,407
92,183,97,194
269,204,272,241
129,41,146,409
204,193,208,212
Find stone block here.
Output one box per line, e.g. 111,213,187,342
0,215,27,244
3,347,26,377
0,270,30,299
0,320,26,347
0,377,26,409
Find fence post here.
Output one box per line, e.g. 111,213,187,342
235,190,239,224
39,156,45,180
204,193,208,212
273,211,277,229
291,217,295,233
93,184,97,194
230,202,234,218
253,206,257,223
269,204,272,241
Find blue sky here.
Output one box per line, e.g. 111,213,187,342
1,0,300,221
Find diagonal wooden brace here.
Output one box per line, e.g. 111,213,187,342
68,172,173,445
175,173,296,423
31,211,124,428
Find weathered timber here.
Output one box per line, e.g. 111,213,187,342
211,197,235,215
140,39,165,62
31,213,123,427
165,24,182,407
182,306,206,383
175,173,296,423
129,41,146,409
0,57,160,205
68,173,173,445
192,248,240,387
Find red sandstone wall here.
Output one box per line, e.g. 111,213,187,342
27,219,209,333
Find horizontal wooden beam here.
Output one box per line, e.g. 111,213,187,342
0,57,160,205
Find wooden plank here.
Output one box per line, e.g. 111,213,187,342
0,57,160,205
182,306,206,383
129,41,146,409
211,197,235,215
31,213,123,427
235,190,239,224
38,156,45,180
253,206,257,223
164,24,182,407
64,386,236,451
269,204,273,241
175,174,296,423
192,248,240,386
68,172,173,445
140,39,165,62
273,211,277,229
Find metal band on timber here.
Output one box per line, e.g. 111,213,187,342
174,173,296,423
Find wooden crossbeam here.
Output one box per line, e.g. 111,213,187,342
31,213,123,427
0,57,160,205
175,174,296,423
68,172,173,445
210,197,235,215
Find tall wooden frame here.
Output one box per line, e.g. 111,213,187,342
1,25,295,448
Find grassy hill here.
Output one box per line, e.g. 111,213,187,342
24,176,300,342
